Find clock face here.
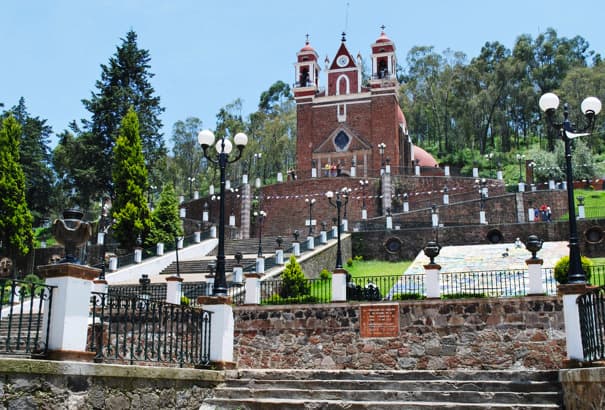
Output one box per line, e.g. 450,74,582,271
337,55,349,67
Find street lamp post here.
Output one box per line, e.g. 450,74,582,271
326,188,349,269
254,152,262,188
539,92,601,283
187,177,196,199
254,210,266,257
198,129,248,296
359,179,369,220
485,153,494,178
378,143,386,173
305,198,316,235
516,153,525,192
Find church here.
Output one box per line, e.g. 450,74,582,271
293,28,437,177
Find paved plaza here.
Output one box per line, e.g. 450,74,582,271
405,240,569,274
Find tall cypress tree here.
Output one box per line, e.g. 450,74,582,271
146,184,183,247
111,108,151,251
0,115,34,273
57,29,165,208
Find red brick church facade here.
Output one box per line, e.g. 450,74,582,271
294,29,430,178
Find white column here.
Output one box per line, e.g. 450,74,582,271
179,195,185,204
177,237,184,249
134,247,142,264
549,180,555,190
332,269,348,302
232,265,243,285
444,166,450,176
578,205,585,219
320,231,327,244
386,216,393,230
275,249,284,265
528,207,534,222
311,168,317,178
350,166,356,177
256,257,265,274
342,219,348,232
496,170,503,180
41,264,98,354
244,273,261,304
480,210,487,224
180,207,186,218
518,182,525,192
331,226,338,238
229,214,236,227
277,172,283,182
193,190,199,200
560,286,586,361
156,242,164,256
210,225,217,238
307,236,315,250
165,275,183,305
108,256,118,271
526,258,544,295
242,174,248,184
443,193,449,205
472,167,479,178
203,303,234,364
209,185,215,195
415,165,421,176
292,242,301,257
424,264,441,299
403,201,409,213
194,231,201,243
361,209,367,220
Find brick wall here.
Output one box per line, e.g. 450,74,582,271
233,296,565,370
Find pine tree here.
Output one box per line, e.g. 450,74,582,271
279,255,311,298
56,29,165,208
146,184,183,247
111,108,151,250
0,115,34,272
9,97,56,223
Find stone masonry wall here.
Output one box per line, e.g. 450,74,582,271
560,366,605,410
0,359,222,410
233,296,566,370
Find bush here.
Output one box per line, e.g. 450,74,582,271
180,296,190,306
319,269,331,280
346,258,354,267
354,255,363,262
554,255,593,284
279,256,310,299
392,293,426,301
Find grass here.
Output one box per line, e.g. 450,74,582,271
345,259,413,278
558,189,605,220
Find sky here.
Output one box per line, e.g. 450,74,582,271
2,0,605,150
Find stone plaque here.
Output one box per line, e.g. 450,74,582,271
360,303,399,338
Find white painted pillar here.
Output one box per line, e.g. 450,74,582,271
156,242,164,256
307,236,315,250
526,258,544,295
256,256,265,274
277,172,283,183
311,168,317,178
386,216,393,230
40,264,99,355
559,284,588,361
480,210,487,225
108,257,118,271
518,182,525,192
549,180,555,190
194,231,201,243
497,170,503,180
205,275,215,296
415,164,421,176
578,205,585,219
275,249,284,265
292,241,301,257
472,167,479,178
244,273,261,304
443,193,449,205
134,247,142,264
444,165,450,176
528,207,535,223
193,190,199,200
242,174,248,184
165,275,183,305
232,265,243,285
403,201,409,213
320,231,327,244
332,269,348,302
361,209,368,220
179,207,186,218
331,226,338,238
203,302,234,364
210,225,217,238
424,264,441,299
342,219,348,232
177,237,184,249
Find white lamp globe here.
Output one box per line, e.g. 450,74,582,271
215,138,233,154
539,93,560,112
581,96,602,116
326,191,334,198
233,132,248,147
197,129,215,147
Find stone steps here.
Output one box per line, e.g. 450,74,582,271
200,369,563,410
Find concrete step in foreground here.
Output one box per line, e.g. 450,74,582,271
199,369,563,410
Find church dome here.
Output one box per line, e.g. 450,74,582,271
300,41,316,53
376,30,391,43
397,106,407,127
413,145,438,167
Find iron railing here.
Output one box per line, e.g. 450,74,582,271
441,269,527,297
588,265,605,287
0,278,55,356
109,283,167,301
349,274,425,301
577,287,605,362
89,292,212,367
259,278,331,305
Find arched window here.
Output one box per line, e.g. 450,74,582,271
336,74,350,95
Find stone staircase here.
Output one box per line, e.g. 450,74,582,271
200,369,563,409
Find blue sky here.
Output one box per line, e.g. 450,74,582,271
2,0,605,149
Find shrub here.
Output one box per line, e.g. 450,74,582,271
180,296,190,306
346,258,354,267
554,255,593,284
392,293,426,301
279,256,310,299
354,255,363,262
319,269,331,280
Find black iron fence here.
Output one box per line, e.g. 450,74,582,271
441,269,527,297
349,274,425,301
0,278,55,356
259,278,331,305
89,292,212,367
577,287,605,362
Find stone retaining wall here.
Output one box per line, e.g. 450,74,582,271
0,358,223,410
233,296,566,370
560,366,605,409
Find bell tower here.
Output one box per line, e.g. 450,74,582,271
369,26,398,90
293,35,320,101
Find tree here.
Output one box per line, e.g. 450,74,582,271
7,98,56,223
57,30,165,209
111,108,151,250
170,117,206,197
0,115,34,273
279,255,310,299
146,184,183,247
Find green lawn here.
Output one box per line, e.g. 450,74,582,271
345,260,413,278
559,189,605,220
